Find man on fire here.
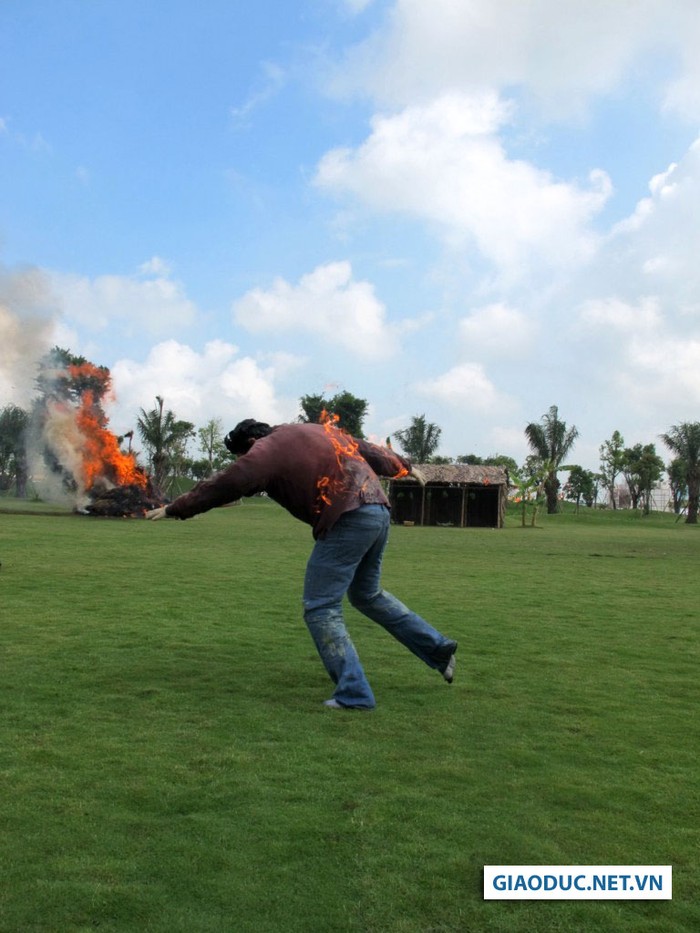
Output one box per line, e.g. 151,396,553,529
147,416,458,710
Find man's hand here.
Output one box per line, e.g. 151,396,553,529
411,467,427,487
145,506,169,521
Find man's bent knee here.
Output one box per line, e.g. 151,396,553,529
347,587,383,614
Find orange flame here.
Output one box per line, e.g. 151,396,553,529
315,409,364,510
320,409,362,465
68,363,146,491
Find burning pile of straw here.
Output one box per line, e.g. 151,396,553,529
33,356,165,517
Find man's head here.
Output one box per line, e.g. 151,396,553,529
224,419,272,456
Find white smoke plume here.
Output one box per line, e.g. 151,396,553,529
34,399,92,507
0,266,95,505
0,264,57,408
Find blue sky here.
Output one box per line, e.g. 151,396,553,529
2,0,700,470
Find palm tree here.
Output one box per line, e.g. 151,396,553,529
137,396,194,492
660,422,700,523
393,415,442,462
666,458,687,515
524,405,579,514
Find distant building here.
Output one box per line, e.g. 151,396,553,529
607,482,674,512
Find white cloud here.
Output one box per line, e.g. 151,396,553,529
553,130,700,429
332,0,700,121
609,143,700,288
344,0,375,12
659,3,700,121
50,261,198,339
604,326,700,421
574,293,700,419
577,296,662,334
139,256,172,277
416,362,514,413
233,260,403,360
316,92,610,278
487,425,530,462
230,61,286,125
571,136,700,319
0,115,52,153
459,302,534,357
109,339,298,435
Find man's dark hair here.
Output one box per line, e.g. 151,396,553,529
224,419,272,455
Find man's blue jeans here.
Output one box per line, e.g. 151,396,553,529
302,504,453,708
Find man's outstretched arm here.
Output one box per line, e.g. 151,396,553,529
355,438,426,484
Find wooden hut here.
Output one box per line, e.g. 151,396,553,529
388,464,508,529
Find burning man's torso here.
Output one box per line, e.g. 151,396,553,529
166,422,410,538
240,423,391,537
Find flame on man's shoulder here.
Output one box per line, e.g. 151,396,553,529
319,409,362,462
313,409,364,511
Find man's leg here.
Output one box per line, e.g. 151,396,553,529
347,507,457,675
303,509,383,708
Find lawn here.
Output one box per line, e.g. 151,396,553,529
0,498,698,932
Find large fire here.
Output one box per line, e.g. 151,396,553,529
68,362,146,492
75,397,146,491
39,359,159,515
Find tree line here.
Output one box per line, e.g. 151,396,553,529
1,348,699,523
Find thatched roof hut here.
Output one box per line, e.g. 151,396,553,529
389,463,509,528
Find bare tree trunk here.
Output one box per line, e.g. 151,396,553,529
545,474,559,514
686,480,699,523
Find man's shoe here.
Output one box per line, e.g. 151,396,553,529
323,698,373,711
435,640,458,684
442,652,457,684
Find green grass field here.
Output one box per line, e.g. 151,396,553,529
1,498,698,932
